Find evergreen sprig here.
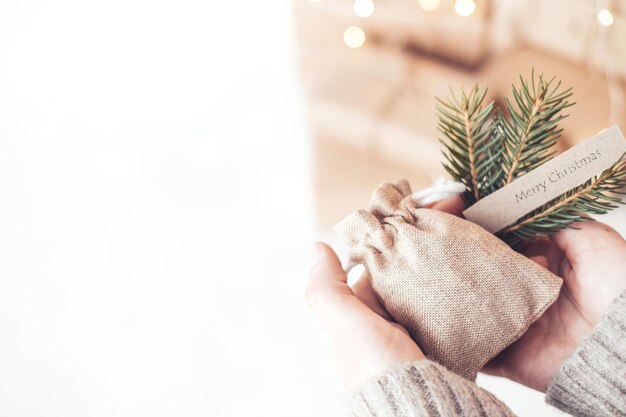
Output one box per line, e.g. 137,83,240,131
498,71,574,185
436,86,502,205
437,71,626,246
498,157,626,246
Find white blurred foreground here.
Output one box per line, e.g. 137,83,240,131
0,1,327,416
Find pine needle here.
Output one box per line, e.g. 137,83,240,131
498,70,574,185
436,70,626,246
437,85,502,205
497,156,626,246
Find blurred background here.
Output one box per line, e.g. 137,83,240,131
300,1,626,415
299,0,626,229
0,0,624,416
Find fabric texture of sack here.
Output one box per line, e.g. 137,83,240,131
334,179,563,380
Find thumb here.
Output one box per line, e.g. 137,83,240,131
305,243,350,312
550,220,626,272
305,242,383,340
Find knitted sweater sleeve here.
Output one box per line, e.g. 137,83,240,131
348,360,515,417
545,290,626,417
347,291,626,417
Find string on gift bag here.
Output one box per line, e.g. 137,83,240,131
410,178,466,207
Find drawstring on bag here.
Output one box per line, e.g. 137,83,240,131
410,178,466,207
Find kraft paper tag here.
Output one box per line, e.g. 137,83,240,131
463,125,626,233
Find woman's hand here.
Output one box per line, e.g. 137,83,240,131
306,242,424,390
483,220,626,392
305,197,464,390
307,193,626,394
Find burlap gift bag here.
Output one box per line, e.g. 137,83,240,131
334,179,563,380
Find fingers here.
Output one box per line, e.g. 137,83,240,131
351,272,393,320
550,220,625,262
429,195,465,217
306,242,384,340
550,220,626,277
529,255,549,270
522,238,564,275
305,242,350,312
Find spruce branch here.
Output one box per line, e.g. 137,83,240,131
436,71,625,246
498,70,574,185
498,156,626,246
437,85,502,205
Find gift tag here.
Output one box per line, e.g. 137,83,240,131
463,125,626,233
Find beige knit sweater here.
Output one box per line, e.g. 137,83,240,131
349,291,626,417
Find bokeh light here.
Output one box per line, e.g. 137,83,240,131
598,9,614,27
418,0,440,12
353,0,375,18
343,26,366,48
454,0,476,17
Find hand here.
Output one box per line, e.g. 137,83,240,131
306,242,423,390
483,220,626,392
305,198,464,390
